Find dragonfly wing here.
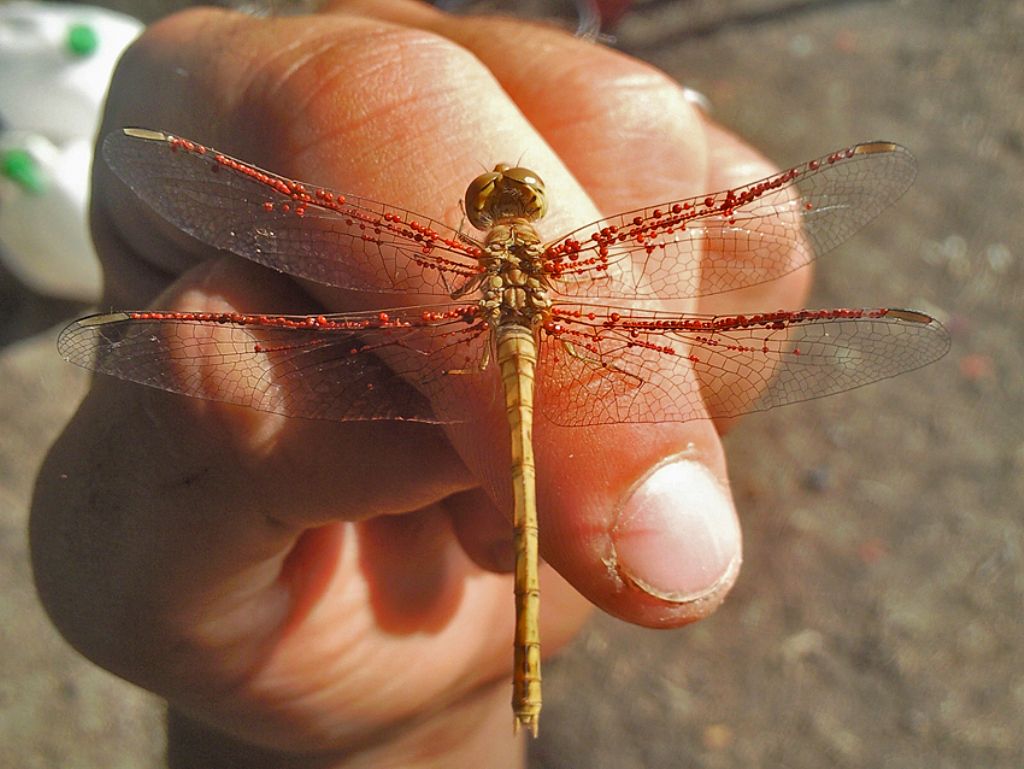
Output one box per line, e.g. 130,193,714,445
103,129,484,295
543,142,917,301
536,304,950,426
59,305,494,424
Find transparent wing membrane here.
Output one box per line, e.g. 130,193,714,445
543,142,916,300
536,304,949,426
104,129,484,295
67,132,945,430
59,306,492,423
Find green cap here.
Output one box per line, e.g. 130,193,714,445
67,22,99,57
2,149,47,195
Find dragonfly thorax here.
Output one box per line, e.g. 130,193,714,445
465,163,548,229
477,222,551,327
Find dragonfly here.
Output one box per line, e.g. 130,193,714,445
59,127,950,736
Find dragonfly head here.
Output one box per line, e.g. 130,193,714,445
465,163,548,230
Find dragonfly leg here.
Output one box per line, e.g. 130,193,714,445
561,340,645,390
444,339,491,375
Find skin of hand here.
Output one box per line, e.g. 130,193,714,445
30,1,810,767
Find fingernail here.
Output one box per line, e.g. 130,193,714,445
611,457,741,602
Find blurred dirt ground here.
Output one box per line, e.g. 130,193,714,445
1,1,1021,767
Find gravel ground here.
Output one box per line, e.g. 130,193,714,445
2,1,1021,767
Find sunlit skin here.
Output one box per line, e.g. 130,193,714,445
59,130,946,738
32,1,947,766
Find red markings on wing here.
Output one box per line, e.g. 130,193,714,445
68,132,947,428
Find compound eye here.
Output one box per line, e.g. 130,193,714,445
465,171,502,229
503,167,548,221
464,164,549,227
502,167,546,194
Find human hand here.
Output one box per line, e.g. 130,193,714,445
32,1,803,766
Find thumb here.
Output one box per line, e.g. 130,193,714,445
535,418,742,627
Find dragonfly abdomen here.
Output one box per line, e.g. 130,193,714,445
496,323,542,735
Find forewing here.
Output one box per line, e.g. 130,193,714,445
103,129,483,295
543,142,917,300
